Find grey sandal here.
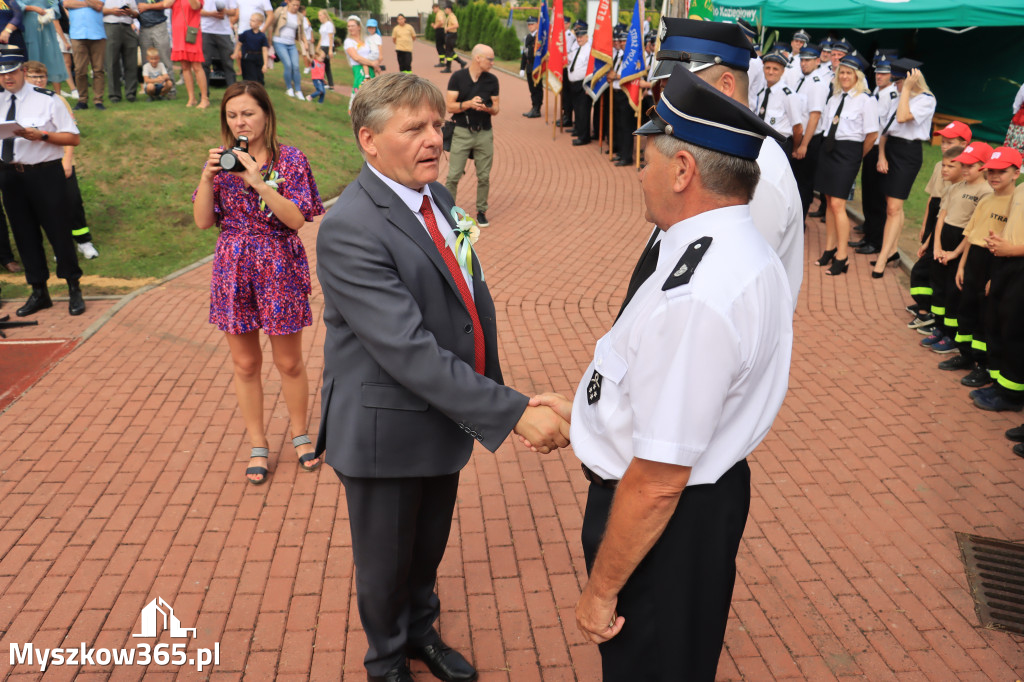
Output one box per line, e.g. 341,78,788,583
293,435,322,472
246,446,270,485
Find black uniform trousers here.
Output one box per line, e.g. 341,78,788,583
527,70,543,110
792,133,823,219
0,205,14,265
396,50,412,73
444,32,458,63
65,167,90,245
569,79,590,142
930,222,964,339
561,68,572,125
909,196,941,312
0,160,81,287
985,257,1024,403
613,89,634,162
434,29,445,62
339,470,460,676
956,245,993,364
860,146,885,249
240,54,265,84
582,459,751,682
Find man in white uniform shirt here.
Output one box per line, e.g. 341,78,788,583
567,26,592,145
648,17,803,308
792,44,829,218
757,51,803,157
0,47,86,317
527,63,793,682
783,29,810,89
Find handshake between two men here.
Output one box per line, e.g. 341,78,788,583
513,392,574,453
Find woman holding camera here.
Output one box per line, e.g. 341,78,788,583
193,81,324,485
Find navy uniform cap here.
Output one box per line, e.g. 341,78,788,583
0,44,25,74
526,15,537,24
763,51,787,67
793,29,811,43
574,25,588,36
651,17,756,81
574,19,587,29
613,27,627,40
831,39,852,55
644,31,655,45
737,18,757,40
799,45,821,59
890,57,923,80
819,40,833,51
838,51,867,72
771,42,787,52
873,54,892,74
635,63,784,160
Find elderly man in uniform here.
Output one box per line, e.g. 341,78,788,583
567,24,592,146
649,17,803,308
520,15,542,118
0,46,85,317
526,63,793,681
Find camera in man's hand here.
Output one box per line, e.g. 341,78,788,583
219,136,250,172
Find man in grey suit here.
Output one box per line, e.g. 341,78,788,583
315,73,569,682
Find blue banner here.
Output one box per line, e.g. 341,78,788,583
532,0,550,86
619,0,647,110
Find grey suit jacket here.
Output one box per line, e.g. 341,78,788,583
315,163,529,478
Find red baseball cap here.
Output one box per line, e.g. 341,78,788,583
983,146,1023,170
955,141,993,165
938,120,972,142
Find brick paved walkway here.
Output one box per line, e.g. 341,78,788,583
1,40,1023,680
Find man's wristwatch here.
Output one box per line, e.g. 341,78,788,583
41,133,49,141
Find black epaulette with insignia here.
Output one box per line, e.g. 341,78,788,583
33,87,55,96
662,236,712,291
782,86,792,95
889,90,897,99
586,370,603,404
812,76,820,82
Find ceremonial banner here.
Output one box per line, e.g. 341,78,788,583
531,0,550,86
584,0,613,101
547,0,566,94
619,0,647,110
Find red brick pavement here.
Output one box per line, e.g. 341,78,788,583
1,39,1023,680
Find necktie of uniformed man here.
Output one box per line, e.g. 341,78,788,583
419,195,486,374
758,87,770,120
823,92,846,154
1,95,16,163
796,76,805,92
615,229,661,321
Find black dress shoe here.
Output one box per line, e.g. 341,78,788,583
848,239,867,248
808,207,826,219
408,640,477,682
16,286,52,317
572,138,590,146
1006,423,1024,442
68,283,86,316
856,244,880,254
614,158,633,166
368,663,414,682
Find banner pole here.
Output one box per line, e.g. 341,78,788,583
553,93,558,140
635,101,641,170
609,92,614,160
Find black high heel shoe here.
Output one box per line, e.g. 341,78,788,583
871,270,884,279
869,253,901,267
816,248,837,267
825,257,848,276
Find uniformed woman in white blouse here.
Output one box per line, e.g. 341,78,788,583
875,58,937,278
814,52,878,276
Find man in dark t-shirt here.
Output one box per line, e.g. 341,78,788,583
445,44,500,227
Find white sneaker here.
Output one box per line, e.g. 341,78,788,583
303,67,310,74
77,241,99,259
70,89,79,99
293,91,305,100
285,88,295,97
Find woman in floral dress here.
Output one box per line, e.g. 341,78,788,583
193,81,324,484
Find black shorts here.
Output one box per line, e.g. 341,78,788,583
815,139,862,198
882,136,923,200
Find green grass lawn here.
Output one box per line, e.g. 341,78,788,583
2,69,363,298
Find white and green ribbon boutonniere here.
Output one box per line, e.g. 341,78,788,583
447,206,481,276
259,170,284,214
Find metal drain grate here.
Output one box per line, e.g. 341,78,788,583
957,532,1024,635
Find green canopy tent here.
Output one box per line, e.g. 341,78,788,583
709,0,1024,140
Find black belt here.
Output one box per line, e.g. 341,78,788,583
887,136,920,145
0,158,62,173
582,464,618,490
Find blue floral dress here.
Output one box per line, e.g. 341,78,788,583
198,144,323,336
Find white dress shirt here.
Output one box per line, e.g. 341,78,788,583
570,204,793,484
103,0,137,23
752,137,804,307
821,88,879,141
887,92,937,141
366,163,474,297
756,82,802,138
200,0,237,35
567,39,591,83
873,83,898,146
747,55,766,113
0,83,79,165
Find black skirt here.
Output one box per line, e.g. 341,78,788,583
815,139,862,198
881,136,923,200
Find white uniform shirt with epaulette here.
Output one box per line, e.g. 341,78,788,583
755,82,801,139
795,71,828,133
782,57,803,90
887,91,936,141
0,82,78,165
569,205,793,484
752,136,803,308
610,48,623,90
747,55,766,114
872,83,898,146
820,88,879,141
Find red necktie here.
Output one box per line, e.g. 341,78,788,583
419,195,486,374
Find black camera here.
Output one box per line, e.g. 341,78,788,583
218,136,249,172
